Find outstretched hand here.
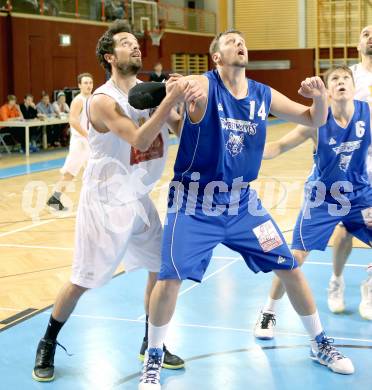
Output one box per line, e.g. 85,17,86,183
298,76,326,99
166,77,206,111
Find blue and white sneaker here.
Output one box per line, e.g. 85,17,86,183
139,348,164,390
310,332,354,374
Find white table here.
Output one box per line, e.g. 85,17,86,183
0,117,69,156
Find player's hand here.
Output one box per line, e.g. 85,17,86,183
298,76,326,99
184,79,207,113
166,77,189,104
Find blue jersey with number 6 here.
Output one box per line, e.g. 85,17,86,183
309,100,371,192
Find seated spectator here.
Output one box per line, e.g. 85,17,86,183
36,93,56,119
20,94,40,119
105,0,124,21
0,95,24,152
20,94,42,151
37,93,61,147
52,91,70,118
0,95,23,121
149,62,167,82
52,91,70,147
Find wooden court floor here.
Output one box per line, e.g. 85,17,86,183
0,122,368,330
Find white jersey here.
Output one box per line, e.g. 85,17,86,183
350,63,372,103
350,63,372,181
84,78,169,202
70,94,89,137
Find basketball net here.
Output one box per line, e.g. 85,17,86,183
149,29,164,46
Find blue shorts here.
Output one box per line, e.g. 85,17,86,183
159,188,297,282
292,187,372,251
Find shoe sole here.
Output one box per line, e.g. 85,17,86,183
310,355,354,375
47,204,68,212
254,334,274,340
359,307,372,320
32,370,55,382
328,306,345,314
138,354,185,370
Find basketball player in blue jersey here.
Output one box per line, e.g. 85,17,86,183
139,31,354,389
329,25,372,318
254,65,372,342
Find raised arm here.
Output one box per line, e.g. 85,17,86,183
263,124,315,159
270,76,328,128
69,97,87,138
180,75,208,123
90,78,197,151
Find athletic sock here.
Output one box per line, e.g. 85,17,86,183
263,297,280,313
44,315,65,342
299,311,323,339
144,314,149,341
148,322,169,350
330,274,344,284
53,192,62,200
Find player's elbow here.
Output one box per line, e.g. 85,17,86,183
132,135,150,152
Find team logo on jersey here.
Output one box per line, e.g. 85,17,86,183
226,133,245,156
339,153,352,172
332,140,362,155
218,103,224,111
220,117,257,135
329,137,337,145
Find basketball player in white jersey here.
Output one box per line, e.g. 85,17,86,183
47,73,93,211
32,20,203,382
329,25,372,320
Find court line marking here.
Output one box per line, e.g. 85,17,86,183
0,243,74,250
0,307,24,312
35,311,372,344
136,258,240,321
0,219,57,238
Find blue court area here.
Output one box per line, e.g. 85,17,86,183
1,245,371,389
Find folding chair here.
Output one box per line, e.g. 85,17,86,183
0,132,11,154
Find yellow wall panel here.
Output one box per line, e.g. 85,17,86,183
234,0,299,49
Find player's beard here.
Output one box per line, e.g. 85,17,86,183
365,46,372,55
221,52,248,68
116,57,142,76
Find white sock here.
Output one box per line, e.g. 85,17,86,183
331,273,344,284
299,311,323,339
263,297,280,313
148,322,169,350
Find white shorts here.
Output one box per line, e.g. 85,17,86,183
61,134,90,177
70,190,162,288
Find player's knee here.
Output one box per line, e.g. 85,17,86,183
156,279,182,298
292,249,308,266
335,225,352,241
68,281,89,297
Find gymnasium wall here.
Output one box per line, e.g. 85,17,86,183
0,13,213,104
0,14,13,104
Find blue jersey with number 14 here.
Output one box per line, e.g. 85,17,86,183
173,69,272,191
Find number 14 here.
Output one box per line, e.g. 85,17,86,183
249,101,266,120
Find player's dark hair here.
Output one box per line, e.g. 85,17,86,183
96,20,132,74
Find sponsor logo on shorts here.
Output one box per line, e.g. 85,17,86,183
252,220,283,252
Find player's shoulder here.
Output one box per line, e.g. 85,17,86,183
349,63,361,74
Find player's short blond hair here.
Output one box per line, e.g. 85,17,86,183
323,65,354,88
209,29,243,57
